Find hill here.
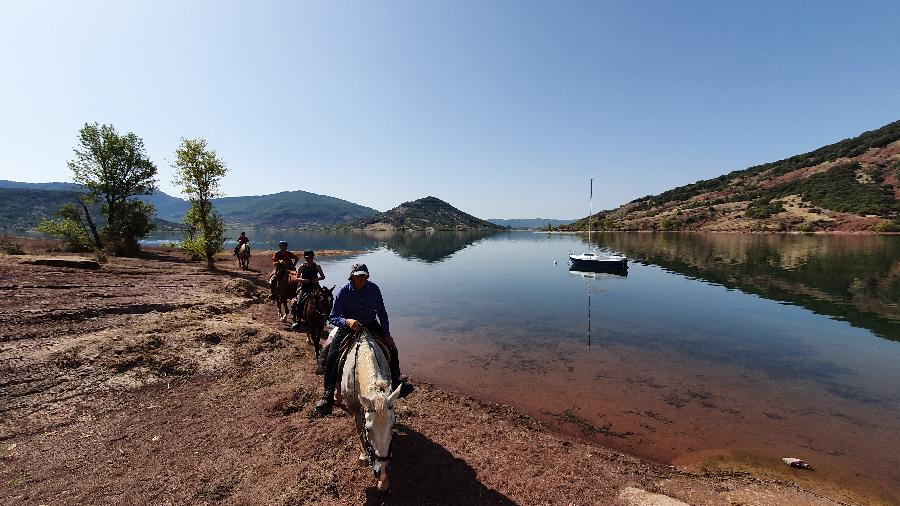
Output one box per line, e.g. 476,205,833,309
353,196,505,231
560,120,900,232
488,218,575,229
208,191,377,228
0,182,378,230
0,187,186,232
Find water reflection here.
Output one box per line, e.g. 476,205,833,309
144,229,503,263
569,267,628,348
369,230,500,263
585,232,900,342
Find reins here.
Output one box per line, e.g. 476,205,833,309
352,329,393,464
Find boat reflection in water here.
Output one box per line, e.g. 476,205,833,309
569,266,627,347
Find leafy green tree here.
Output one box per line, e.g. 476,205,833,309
36,203,92,251
173,138,227,268
68,123,158,255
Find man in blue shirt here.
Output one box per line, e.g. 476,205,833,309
314,263,413,415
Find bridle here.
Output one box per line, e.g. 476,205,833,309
352,330,394,464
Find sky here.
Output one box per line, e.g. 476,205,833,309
1,1,899,219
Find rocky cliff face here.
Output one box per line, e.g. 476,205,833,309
562,120,900,232
354,196,505,231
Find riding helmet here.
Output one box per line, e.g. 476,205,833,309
303,250,315,258
278,240,288,247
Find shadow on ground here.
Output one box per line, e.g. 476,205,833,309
365,425,515,505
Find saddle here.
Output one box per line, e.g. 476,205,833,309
333,329,393,409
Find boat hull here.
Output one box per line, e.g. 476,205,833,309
569,256,628,272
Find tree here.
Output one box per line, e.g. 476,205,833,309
68,123,158,255
173,138,227,269
36,203,92,252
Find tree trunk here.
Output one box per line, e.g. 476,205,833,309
79,201,104,250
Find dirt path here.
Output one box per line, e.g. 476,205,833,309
0,242,859,504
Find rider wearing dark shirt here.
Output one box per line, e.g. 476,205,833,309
290,250,326,330
233,232,250,256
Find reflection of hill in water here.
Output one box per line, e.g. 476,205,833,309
365,230,500,263
591,232,900,342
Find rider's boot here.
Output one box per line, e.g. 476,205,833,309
314,389,334,415
390,361,414,398
314,352,326,375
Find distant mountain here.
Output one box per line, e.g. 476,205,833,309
560,120,900,232
0,181,378,230
488,218,575,229
0,187,186,232
0,180,81,191
208,191,377,228
353,196,505,231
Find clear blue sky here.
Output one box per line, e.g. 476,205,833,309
1,1,898,218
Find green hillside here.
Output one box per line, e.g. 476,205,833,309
0,182,378,230
0,187,185,232
354,196,505,231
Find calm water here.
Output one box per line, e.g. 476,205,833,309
150,230,900,499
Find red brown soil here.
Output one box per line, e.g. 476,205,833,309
0,239,858,504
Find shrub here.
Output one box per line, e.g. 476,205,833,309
870,220,900,232
0,234,25,255
745,199,785,219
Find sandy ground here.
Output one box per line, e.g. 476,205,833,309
0,240,860,505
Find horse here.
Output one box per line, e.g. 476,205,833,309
338,327,403,492
237,243,250,270
272,261,299,322
301,285,335,359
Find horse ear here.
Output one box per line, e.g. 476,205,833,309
386,384,403,406
329,285,335,292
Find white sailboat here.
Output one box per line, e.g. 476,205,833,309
569,178,628,270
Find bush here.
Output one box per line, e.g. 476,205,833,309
658,216,682,231
0,234,25,255
745,199,785,219
870,220,900,232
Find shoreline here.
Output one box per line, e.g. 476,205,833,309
0,238,888,504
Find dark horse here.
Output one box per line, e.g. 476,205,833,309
299,285,335,359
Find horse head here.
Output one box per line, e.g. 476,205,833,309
315,285,335,313
359,384,403,489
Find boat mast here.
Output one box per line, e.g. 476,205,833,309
588,178,593,249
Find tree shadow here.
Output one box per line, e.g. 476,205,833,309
364,425,516,505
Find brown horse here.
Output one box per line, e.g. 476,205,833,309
237,243,250,270
301,285,335,359
273,262,299,322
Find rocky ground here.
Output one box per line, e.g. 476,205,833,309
0,239,855,505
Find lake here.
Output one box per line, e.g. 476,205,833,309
148,230,900,500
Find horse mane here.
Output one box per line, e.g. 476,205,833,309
354,330,391,403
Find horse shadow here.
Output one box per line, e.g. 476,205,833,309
364,425,516,505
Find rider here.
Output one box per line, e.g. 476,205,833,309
314,263,413,415
233,231,250,256
269,241,300,297
290,250,326,331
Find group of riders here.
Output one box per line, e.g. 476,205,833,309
233,233,414,415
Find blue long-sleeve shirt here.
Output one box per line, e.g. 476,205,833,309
329,281,390,335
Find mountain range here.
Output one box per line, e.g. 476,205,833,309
561,120,900,232
0,182,378,231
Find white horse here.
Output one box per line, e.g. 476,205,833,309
338,326,403,492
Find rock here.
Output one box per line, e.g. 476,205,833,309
783,457,812,469
617,487,690,506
